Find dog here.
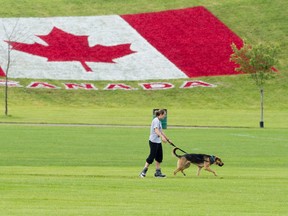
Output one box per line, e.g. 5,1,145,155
172,147,224,176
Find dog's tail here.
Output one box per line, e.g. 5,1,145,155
172,147,183,158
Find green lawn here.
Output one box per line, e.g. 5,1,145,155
0,74,287,128
0,125,287,215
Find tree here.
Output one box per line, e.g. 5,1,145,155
2,36,13,116
1,19,22,116
230,40,279,128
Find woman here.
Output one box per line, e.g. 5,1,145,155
139,109,170,178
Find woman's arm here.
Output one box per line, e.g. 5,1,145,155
154,128,168,143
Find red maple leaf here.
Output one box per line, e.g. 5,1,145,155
6,27,136,72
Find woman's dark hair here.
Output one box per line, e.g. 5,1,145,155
155,109,166,116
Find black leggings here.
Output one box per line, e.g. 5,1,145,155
146,140,163,164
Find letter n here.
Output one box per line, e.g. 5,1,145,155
27,82,60,89
64,83,98,90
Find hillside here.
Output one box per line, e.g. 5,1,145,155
0,0,287,128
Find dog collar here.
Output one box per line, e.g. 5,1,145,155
210,155,215,164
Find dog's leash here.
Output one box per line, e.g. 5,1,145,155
167,139,187,154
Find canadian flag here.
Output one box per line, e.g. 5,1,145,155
0,6,242,81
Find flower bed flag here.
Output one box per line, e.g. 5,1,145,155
0,6,242,81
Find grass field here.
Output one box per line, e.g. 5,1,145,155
0,76,287,128
0,0,287,215
0,125,287,215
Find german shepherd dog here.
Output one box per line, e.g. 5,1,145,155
172,147,224,176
